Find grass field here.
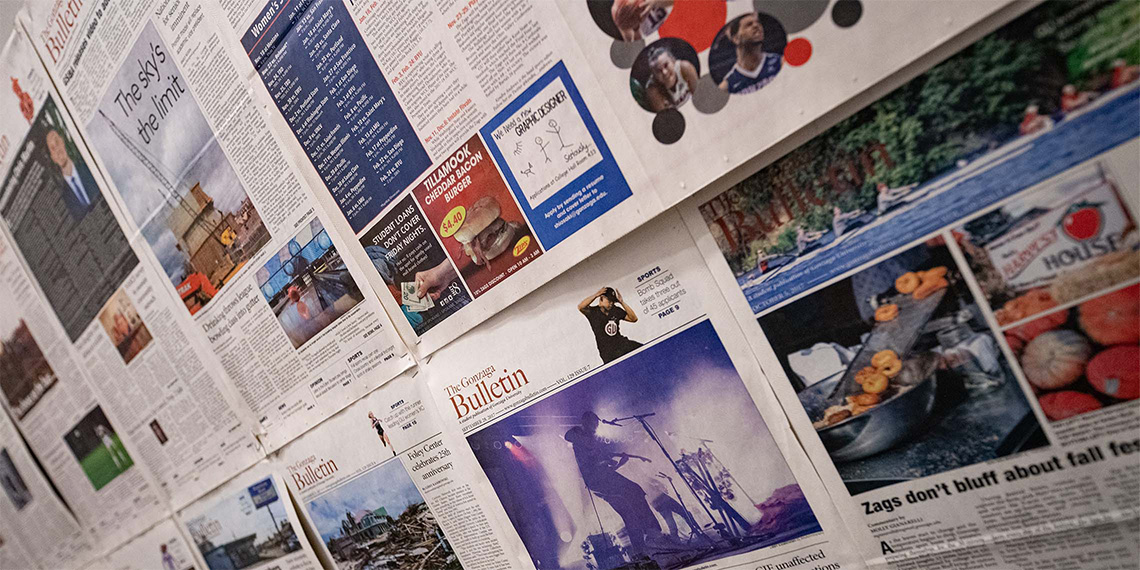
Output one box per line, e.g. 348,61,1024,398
78,435,133,490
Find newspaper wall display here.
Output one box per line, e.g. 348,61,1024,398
19,0,416,451
0,399,98,568
558,0,1016,209
0,21,264,511
681,2,1140,567
423,211,865,570
176,460,322,570
223,0,662,356
275,371,515,570
0,226,169,548
0,29,239,546
99,518,203,570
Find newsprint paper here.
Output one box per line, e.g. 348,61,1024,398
19,0,416,452
421,210,865,570
680,1,1140,568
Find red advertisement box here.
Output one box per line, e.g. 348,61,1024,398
414,135,543,298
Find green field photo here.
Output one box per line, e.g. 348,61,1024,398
78,434,133,490
64,406,134,492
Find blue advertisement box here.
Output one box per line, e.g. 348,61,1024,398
480,62,632,249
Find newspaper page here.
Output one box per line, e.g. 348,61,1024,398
0,398,99,568
177,460,322,570
0,514,39,570
556,0,1018,209
423,210,866,570
0,22,265,510
219,0,662,356
275,370,519,570
680,1,1140,567
100,517,204,570
0,227,167,549
20,0,416,451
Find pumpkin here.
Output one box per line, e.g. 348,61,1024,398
1038,391,1102,421
1086,345,1139,400
1078,285,1139,345
1007,309,1069,344
1020,330,1092,390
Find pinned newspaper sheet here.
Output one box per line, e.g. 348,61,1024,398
221,0,662,356
1,20,264,512
0,226,169,549
99,518,203,570
680,1,1140,567
0,399,98,568
557,0,1015,209
177,460,322,570
275,370,517,570
425,211,865,570
0,31,198,546
20,0,416,452
0,516,39,570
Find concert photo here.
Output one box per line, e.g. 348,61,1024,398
467,321,822,570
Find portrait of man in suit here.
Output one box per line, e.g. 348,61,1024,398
45,127,100,221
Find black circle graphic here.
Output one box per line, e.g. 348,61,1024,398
652,109,685,144
832,0,863,28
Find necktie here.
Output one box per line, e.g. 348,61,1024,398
69,174,90,207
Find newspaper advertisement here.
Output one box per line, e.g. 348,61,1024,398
557,0,1017,209
0,397,99,568
424,211,865,570
0,23,265,511
177,460,321,570
681,2,1140,567
221,0,661,355
275,370,518,570
20,0,416,451
100,517,203,570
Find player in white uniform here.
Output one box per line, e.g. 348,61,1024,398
719,12,782,94
645,47,698,112
95,424,129,469
612,0,673,41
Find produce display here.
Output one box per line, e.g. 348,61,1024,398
1005,284,1140,421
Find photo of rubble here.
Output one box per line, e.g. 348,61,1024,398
307,459,460,570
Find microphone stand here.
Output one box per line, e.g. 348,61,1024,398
656,472,704,545
610,413,716,547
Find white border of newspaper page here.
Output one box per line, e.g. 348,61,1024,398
556,0,1015,209
425,210,866,570
19,0,416,452
679,1,1140,567
220,0,663,357
274,369,521,570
